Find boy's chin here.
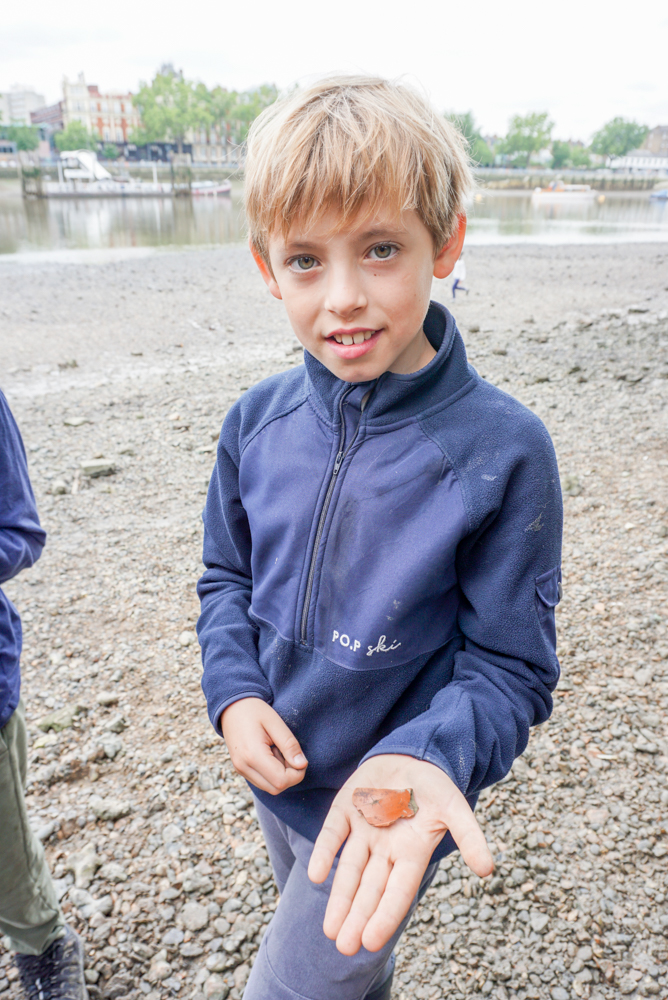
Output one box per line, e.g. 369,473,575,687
314,353,385,383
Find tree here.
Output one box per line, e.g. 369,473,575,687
551,140,571,169
447,111,494,166
590,117,649,162
569,145,591,169
54,121,98,151
101,143,120,160
131,69,211,154
1,124,40,151
500,112,554,167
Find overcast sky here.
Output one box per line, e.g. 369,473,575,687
2,0,667,140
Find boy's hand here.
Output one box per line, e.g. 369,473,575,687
221,697,308,795
308,754,493,956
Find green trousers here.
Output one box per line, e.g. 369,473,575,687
0,699,65,955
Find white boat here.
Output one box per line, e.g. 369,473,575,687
37,150,230,198
191,179,232,196
532,181,600,203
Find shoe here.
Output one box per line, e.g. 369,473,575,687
15,926,88,1000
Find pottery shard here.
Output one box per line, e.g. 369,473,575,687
352,788,418,827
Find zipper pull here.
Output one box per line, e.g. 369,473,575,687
333,451,344,475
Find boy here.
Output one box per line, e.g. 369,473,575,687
0,389,88,1000
198,76,562,1000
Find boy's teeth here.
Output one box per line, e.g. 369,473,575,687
352,333,365,345
363,331,372,341
334,335,343,343
341,335,354,346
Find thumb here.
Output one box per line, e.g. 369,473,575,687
264,712,308,770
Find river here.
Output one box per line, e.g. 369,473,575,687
0,180,666,259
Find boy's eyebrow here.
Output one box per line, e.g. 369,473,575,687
281,227,408,254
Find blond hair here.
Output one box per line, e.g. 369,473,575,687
245,75,472,260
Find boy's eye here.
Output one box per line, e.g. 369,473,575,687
290,256,317,271
369,244,396,260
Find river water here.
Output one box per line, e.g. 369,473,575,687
0,181,667,258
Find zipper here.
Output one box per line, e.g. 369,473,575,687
299,385,372,644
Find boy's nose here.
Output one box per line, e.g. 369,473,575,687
324,266,367,320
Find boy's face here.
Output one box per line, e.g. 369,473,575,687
253,205,465,382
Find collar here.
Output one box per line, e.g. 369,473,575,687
303,301,474,426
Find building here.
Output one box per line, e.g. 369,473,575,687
610,149,668,173
60,73,142,143
30,101,65,133
0,85,46,126
86,82,142,143
642,126,668,157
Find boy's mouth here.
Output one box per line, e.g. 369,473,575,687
326,328,382,359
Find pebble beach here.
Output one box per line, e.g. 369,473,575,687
0,241,667,1000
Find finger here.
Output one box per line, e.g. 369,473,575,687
361,857,425,953
322,834,371,942
308,802,351,884
263,712,308,769
444,793,494,878
234,744,306,794
335,852,392,956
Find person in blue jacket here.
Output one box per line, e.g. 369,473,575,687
198,76,562,1000
0,390,88,999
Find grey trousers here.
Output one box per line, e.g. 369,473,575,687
0,699,65,955
244,797,438,1000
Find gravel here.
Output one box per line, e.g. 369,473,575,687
0,242,667,1000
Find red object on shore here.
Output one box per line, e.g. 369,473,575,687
352,787,419,827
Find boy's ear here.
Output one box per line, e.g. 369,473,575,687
250,240,283,300
433,214,467,280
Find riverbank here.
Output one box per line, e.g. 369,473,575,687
0,243,667,1000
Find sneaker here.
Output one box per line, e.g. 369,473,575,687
15,926,88,1000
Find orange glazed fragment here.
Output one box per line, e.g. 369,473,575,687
352,787,419,827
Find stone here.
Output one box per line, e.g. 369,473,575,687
63,417,89,427
96,691,119,707
51,480,68,495
89,795,131,821
206,953,227,972
204,974,229,1000
183,870,214,894
179,630,196,647
352,787,418,827
162,928,184,946
529,910,550,934
550,990,569,1000
180,942,204,957
104,972,134,998
101,735,123,759
562,473,583,497
105,713,128,733
37,702,84,732
182,901,209,931
162,823,184,844
98,862,127,883
80,458,116,477
148,952,172,983
66,843,100,889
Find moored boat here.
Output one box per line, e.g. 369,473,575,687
532,181,600,203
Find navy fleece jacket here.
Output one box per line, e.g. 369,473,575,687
0,390,46,730
198,302,562,859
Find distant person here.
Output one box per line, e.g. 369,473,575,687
451,252,468,297
0,390,88,1000
197,76,562,1000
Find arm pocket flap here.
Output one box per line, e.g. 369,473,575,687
535,566,562,611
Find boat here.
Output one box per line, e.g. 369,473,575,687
34,150,231,199
191,180,232,196
532,181,600,203
650,189,668,200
